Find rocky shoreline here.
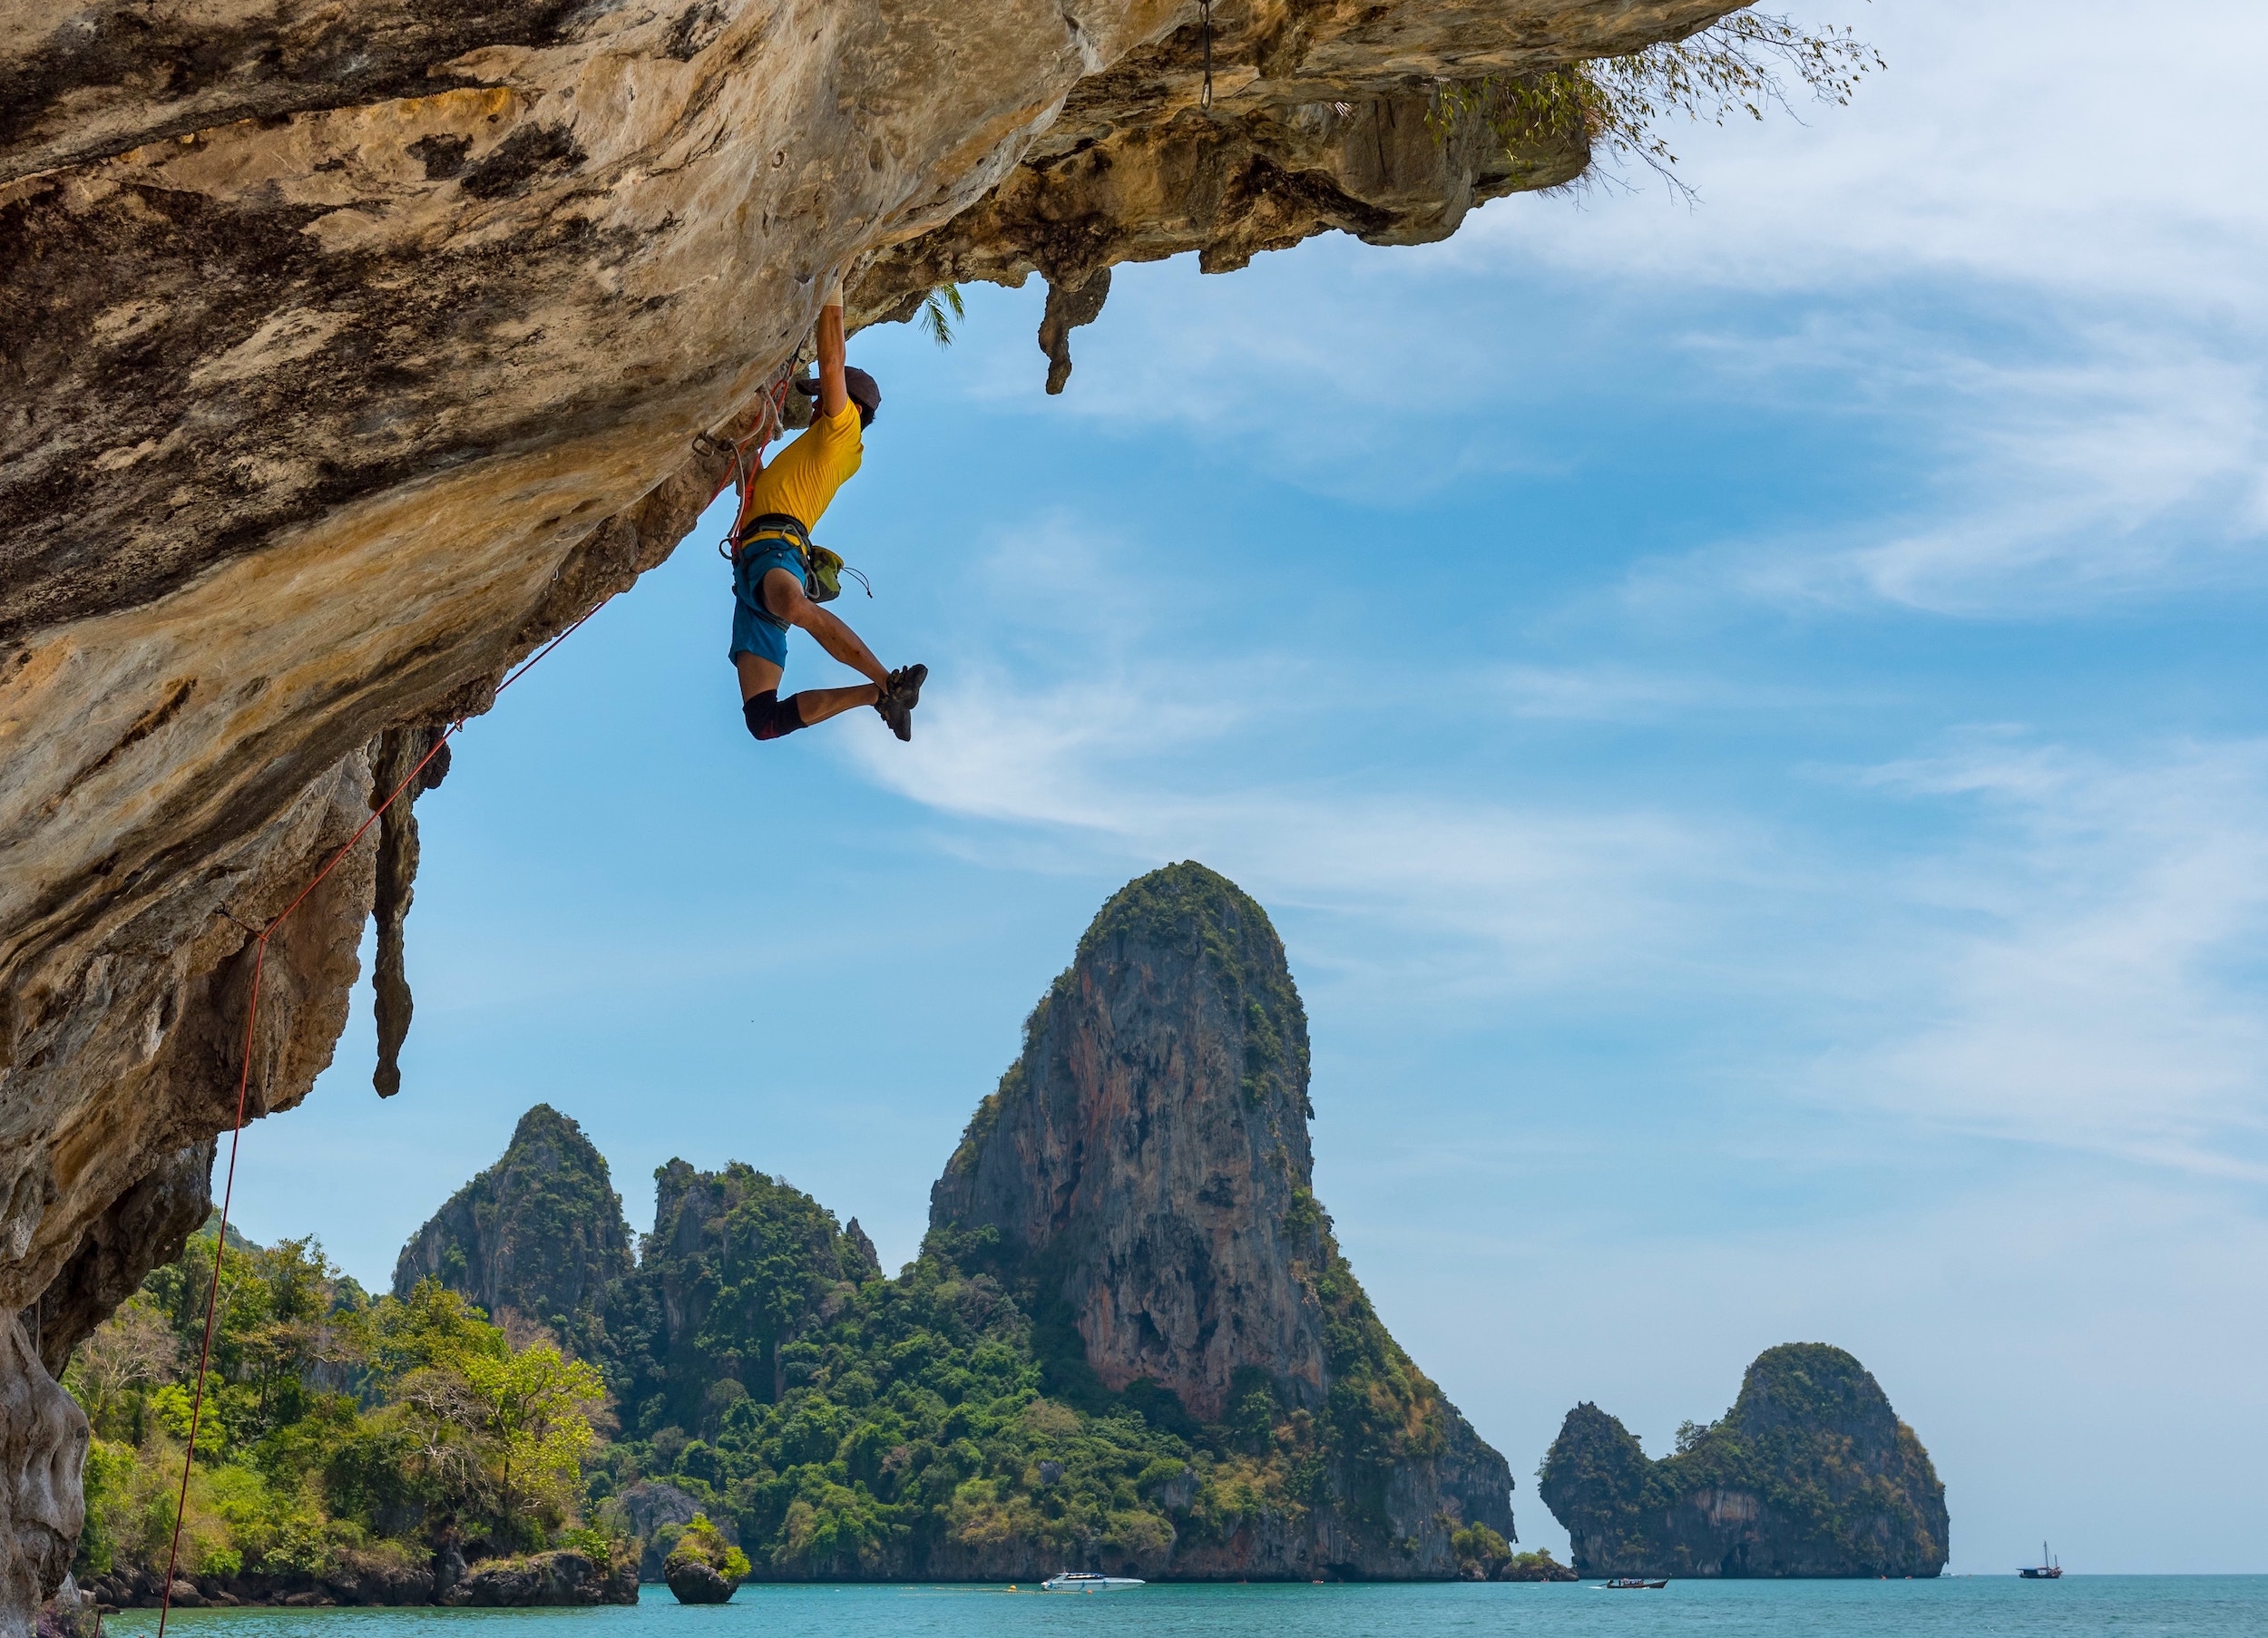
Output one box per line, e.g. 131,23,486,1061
80,1546,637,1613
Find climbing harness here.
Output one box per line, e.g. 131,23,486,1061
152,599,605,1638
731,512,870,603
1199,0,1214,111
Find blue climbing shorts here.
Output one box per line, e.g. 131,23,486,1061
728,540,811,668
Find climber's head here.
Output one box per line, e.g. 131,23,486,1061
798,366,881,429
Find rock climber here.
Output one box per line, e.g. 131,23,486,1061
727,274,925,743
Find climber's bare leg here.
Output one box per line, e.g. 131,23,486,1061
735,650,880,730
791,681,884,726
735,652,786,705
743,565,886,726
763,567,886,686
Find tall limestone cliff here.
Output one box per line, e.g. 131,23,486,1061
0,0,1758,1622
933,862,1323,1420
1540,1343,1950,1578
930,862,1514,1577
393,1105,634,1360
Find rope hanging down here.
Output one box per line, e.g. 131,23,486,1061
152,599,605,1638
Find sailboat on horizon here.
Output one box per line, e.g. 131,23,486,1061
2019,1542,2063,1579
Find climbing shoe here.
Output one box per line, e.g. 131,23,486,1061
876,663,927,742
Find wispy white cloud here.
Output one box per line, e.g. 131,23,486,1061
1466,0,2268,614
852,669,1751,993
849,509,2268,1184
1818,733,2268,1178
844,517,1761,992
1457,1,2268,315
1602,324,2268,618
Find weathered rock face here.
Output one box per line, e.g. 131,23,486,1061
1,0,1744,1621
608,1480,725,1583
393,1102,634,1354
933,861,1513,1576
24,1142,210,1382
0,1319,85,1638
662,1559,733,1604
1540,1343,1950,1579
33,1573,97,1638
934,862,1325,1421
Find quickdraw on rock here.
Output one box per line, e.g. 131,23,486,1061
1199,0,1215,111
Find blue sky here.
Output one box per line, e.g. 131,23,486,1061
233,0,2268,1575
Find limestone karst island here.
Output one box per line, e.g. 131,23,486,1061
0,0,1997,1628
1540,1345,1950,1580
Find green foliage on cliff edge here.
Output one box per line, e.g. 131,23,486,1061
1538,1343,1948,1577
664,1515,749,1581
79,1141,1464,1584
1432,11,1882,200
602,1158,875,1438
584,863,1461,1575
1077,863,1310,1116
122,863,1478,1583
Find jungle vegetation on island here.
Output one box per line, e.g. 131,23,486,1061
582,1185,1471,1580
67,1222,614,1597
73,859,1530,1594
67,1152,1508,1588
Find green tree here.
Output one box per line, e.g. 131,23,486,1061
455,1343,606,1536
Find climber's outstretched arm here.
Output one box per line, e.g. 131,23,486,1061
816,276,849,421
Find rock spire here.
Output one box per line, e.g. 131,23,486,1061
933,862,1325,1419
932,861,1514,1573
393,1104,634,1356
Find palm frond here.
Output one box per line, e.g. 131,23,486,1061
919,283,966,347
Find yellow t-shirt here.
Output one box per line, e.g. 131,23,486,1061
736,400,864,536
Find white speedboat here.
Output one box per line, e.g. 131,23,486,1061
1039,1572,1145,1593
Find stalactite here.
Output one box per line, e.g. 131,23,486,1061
370,728,452,1099
1038,268,1112,395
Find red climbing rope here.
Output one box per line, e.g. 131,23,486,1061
152,599,605,1636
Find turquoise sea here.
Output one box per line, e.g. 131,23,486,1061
111,1579,2268,1638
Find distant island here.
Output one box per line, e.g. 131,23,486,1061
1538,1343,1949,1578
66,864,1532,1604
